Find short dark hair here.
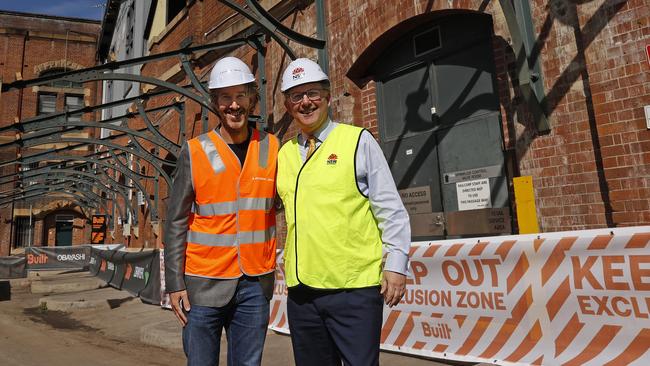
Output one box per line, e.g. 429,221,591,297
319,80,331,90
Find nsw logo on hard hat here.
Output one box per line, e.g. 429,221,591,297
327,153,338,165
292,67,305,81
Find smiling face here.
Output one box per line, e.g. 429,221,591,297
212,84,257,134
284,82,330,135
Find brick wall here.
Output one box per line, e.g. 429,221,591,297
0,12,100,255
126,0,649,248
582,0,650,226
303,0,649,231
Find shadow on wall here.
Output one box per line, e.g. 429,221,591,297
499,0,623,227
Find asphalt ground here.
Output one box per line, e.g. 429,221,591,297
0,271,491,365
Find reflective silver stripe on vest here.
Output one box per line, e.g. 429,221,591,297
191,197,272,215
187,231,236,246
197,133,225,174
239,226,276,245
258,131,269,169
192,201,237,215
184,142,195,192
238,197,273,211
187,228,275,246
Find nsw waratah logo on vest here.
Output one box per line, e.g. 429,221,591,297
327,153,338,165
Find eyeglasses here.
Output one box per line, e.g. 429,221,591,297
215,92,249,106
287,89,326,104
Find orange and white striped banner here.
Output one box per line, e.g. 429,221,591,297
268,227,650,365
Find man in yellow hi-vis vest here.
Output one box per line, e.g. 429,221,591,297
164,56,279,365
276,58,411,366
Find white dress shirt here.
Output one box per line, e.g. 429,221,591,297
296,119,411,275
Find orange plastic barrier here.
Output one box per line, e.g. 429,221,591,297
269,227,650,365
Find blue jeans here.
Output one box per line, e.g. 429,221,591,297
182,277,270,366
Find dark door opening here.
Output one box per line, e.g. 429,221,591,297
55,215,74,246
373,13,511,240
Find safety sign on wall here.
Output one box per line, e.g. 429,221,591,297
91,215,107,244
399,186,432,214
456,179,492,210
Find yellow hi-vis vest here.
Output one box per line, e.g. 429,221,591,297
277,124,383,289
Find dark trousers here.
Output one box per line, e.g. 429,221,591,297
287,286,383,366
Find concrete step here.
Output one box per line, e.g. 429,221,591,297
39,287,133,312
9,278,32,292
31,276,104,294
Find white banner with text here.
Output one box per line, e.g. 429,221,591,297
269,227,649,365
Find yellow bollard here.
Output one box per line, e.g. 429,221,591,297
513,176,540,234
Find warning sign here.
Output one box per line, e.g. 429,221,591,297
268,228,650,365
399,186,432,214
444,164,502,183
91,215,107,244
456,179,491,210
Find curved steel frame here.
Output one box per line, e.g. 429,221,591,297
10,154,156,219
0,0,328,241
4,167,136,222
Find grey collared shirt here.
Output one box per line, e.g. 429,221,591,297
297,120,411,275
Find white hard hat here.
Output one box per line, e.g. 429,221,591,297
208,56,255,89
280,58,329,92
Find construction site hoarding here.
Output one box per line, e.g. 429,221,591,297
25,246,90,271
269,226,649,365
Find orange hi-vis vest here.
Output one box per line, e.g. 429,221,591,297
185,128,278,279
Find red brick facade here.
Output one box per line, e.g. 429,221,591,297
0,11,100,255
113,0,650,246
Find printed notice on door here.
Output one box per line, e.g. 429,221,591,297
399,186,432,214
456,179,491,211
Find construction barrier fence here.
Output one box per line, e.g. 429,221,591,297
0,256,26,279
0,244,160,305
269,227,649,366
89,247,161,305
25,246,91,271
2,226,648,364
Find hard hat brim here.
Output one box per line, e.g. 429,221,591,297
208,73,256,89
280,74,329,92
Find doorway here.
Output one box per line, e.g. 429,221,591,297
372,13,511,240
55,215,74,246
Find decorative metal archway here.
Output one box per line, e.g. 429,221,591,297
0,0,569,249
0,0,327,246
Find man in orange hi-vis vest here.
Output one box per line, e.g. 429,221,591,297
164,56,279,366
